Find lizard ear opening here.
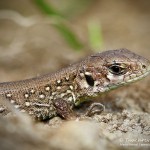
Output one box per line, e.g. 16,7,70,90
85,74,94,86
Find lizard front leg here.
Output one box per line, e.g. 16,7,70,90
53,99,76,120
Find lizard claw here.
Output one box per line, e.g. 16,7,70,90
85,102,105,117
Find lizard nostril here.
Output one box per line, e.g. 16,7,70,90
142,65,146,69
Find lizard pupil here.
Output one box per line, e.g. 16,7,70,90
85,74,94,86
109,64,125,75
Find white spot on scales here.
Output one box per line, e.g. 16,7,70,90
25,102,31,107
6,93,12,98
24,93,29,98
39,94,45,99
45,86,50,91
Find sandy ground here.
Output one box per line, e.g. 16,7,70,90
0,0,150,150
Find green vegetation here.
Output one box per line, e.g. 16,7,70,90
34,0,103,51
88,21,103,51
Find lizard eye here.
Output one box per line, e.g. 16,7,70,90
85,74,94,86
108,64,126,75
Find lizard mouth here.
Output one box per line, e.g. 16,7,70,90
126,70,150,84
107,68,150,90
126,65,150,84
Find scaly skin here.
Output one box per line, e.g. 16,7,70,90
0,49,150,120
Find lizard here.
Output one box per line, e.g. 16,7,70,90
0,48,150,120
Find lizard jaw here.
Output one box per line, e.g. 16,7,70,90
107,68,150,90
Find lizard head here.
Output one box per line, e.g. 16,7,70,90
75,49,150,104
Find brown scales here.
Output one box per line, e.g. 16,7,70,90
0,49,150,120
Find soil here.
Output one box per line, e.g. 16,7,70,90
0,0,150,150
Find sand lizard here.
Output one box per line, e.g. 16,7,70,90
0,49,150,120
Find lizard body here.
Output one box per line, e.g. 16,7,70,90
0,49,150,120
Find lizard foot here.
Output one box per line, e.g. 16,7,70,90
85,102,105,117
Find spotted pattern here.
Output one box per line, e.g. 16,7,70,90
2,72,77,120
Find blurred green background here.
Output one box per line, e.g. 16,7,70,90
0,0,150,81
